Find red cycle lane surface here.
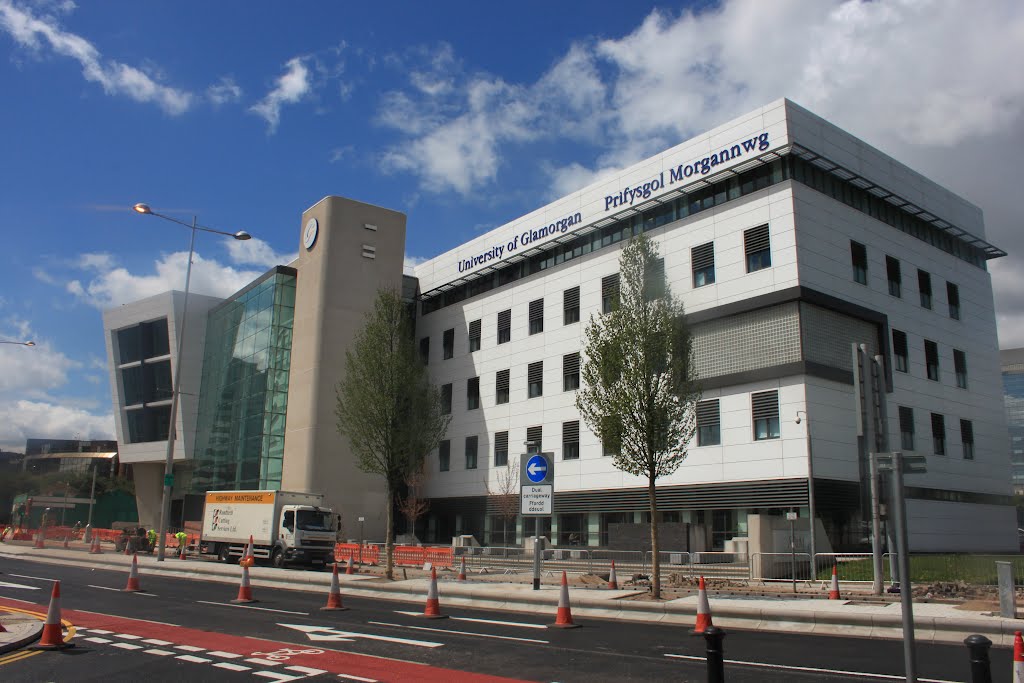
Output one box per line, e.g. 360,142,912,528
0,596,531,683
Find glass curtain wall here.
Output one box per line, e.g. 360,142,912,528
191,268,296,492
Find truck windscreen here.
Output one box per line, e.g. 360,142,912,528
296,510,333,532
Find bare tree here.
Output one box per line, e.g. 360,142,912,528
487,459,520,546
397,464,430,542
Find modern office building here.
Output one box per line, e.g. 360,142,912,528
103,99,1016,551
1001,348,1024,495
20,438,119,477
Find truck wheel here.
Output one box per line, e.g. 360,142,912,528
271,547,285,569
218,544,231,563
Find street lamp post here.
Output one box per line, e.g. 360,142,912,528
0,340,35,346
795,410,817,582
132,203,251,561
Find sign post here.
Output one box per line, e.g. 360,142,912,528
521,452,554,590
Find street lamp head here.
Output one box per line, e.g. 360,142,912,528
132,203,153,215
25,341,35,347
233,231,252,241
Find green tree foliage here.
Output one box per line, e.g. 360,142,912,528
335,289,450,579
576,234,701,598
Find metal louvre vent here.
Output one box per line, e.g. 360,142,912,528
692,242,715,271
528,361,543,383
529,299,543,321
744,224,770,255
960,419,973,443
563,352,580,375
496,369,510,392
562,420,579,442
899,406,914,432
931,413,945,438
498,309,511,332
526,425,542,449
602,274,620,299
696,399,720,426
892,329,908,357
644,257,666,299
468,319,481,339
751,390,779,420
495,431,509,451
564,286,580,309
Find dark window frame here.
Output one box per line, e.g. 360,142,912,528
467,377,480,410
528,361,544,398
851,240,867,285
442,328,455,360
886,256,901,297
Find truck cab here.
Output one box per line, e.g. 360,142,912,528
274,505,337,567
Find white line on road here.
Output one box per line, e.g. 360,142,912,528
214,662,253,672
110,642,143,650
337,675,378,682
286,666,327,675
368,620,549,644
8,573,56,582
84,637,112,644
207,650,244,658
143,648,176,656
253,672,305,682
176,654,212,664
664,654,960,683
114,633,142,640
141,638,172,646
245,658,283,667
174,644,206,652
0,580,41,590
195,600,309,615
393,610,546,629
0,596,36,604
87,584,157,596
88,629,113,635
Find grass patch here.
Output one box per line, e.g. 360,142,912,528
818,555,1024,584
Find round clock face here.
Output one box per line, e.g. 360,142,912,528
303,217,319,250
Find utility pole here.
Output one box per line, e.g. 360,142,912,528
86,465,98,533
854,343,884,595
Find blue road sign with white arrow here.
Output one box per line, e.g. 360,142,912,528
526,455,548,483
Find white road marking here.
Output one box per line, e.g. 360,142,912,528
368,620,548,644
286,665,327,675
395,610,547,629
195,600,309,615
111,642,143,650
141,638,172,646
253,673,305,682
88,629,113,635
84,637,112,644
8,573,55,582
174,644,206,652
114,633,142,640
87,584,157,596
176,654,212,664
0,580,41,590
0,596,36,604
338,675,378,683
143,649,176,656
279,623,444,648
245,658,283,667
663,654,960,683
214,662,253,672
207,650,244,658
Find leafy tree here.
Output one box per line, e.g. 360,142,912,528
335,289,450,579
576,234,701,598
397,463,430,542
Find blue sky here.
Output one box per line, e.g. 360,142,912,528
1,0,1023,450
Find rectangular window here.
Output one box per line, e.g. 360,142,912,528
528,361,543,398
526,425,542,453
892,329,908,373
947,282,960,320
931,413,945,456
696,399,721,446
918,269,932,309
851,240,867,285
744,224,771,273
643,257,666,301
439,440,450,472
899,406,915,451
494,431,509,467
529,298,544,335
886,256,901,297
467,377,480,410
468,319,481,353
563,286,580,325
442,328,454,360
563,420,580,460
692,242,715,287
563,352,580,391
960,419,974,460
465,436,478,470
495,369,510,405
924,340,939,381
441,383,452,415
497,309,511,344
419,337,430,364
954,349,967,389
602,274,620,314
752,390,780,440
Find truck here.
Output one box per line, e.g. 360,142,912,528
199,490,338,568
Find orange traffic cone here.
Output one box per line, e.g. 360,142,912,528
34,531,45,549
608,560,619,590
240,535,255,567
179,543,187,560
30,581,73,650
1013,630,1024,682
550,571,580,628
89,535,102,554
346,551,355,575
232,564,256,603
321,563,348,611
421,566,447,619
691,576,713,635
457,557,467,582
828,565,841,600
123,553,142,592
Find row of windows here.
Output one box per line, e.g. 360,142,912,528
891,330,968,388
421,154,986,316
898,406,974,459
850,242,961,319
436,390,781,471
421,226,771,363
440,354,582,413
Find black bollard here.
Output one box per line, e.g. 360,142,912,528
963,634,992,683
703,625,726,683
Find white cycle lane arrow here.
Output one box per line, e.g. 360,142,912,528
277,623,444,649
0,580,41,590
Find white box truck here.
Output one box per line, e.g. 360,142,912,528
199,490,338,568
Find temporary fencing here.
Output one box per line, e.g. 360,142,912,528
749,553,814,583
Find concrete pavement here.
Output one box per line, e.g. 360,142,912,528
3,540,1021,646
0,609,43,654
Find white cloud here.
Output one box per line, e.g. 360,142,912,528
250,57,311,132
0,399,113,451
403,255,427,275
207,76,242,106
77,252,114,270
225,237,297,269
0,0,193,115
32,266,58,285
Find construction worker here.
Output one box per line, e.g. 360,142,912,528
146,528,157,553
175,530,188,551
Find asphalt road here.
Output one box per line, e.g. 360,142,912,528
0,555,1008,682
